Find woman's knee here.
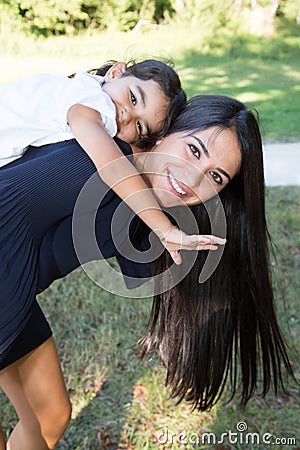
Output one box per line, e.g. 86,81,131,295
55,396,72,430
14,395,71,449
40,397,72,445
0,338,72,447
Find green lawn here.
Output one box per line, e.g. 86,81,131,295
0,26,299,142
178,53,300,143
1,186,298,449
0,26,299,449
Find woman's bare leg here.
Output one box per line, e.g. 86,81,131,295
0,337,71,450
0,424,6,450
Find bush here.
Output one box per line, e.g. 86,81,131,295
0,0,299,36
0,0,175,35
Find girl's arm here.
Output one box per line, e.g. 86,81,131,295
68,104,225,263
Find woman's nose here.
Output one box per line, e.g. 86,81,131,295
187,165,205,187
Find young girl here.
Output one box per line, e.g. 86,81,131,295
0,59,223,264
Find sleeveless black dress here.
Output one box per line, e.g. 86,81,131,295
0,139,152,369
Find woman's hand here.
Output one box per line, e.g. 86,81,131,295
157,226,226,265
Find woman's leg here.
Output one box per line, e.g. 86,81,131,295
0,424,6,450
0,337,71,450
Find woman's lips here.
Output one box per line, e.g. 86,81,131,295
167,170,191,197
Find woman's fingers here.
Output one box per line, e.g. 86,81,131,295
184,234,226,247
163,233,226,264
167,243,220,265
199,234,226,245
165,232,226,250
195,244,219,251
169,250,182,265
159,228,226,263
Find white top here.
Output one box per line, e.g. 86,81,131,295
0,71,117,167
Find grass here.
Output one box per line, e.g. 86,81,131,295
1,186,299,449
178,53,300,142
0,24,299,141
0,24,299,449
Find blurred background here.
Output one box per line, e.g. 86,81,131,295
0,1,299,449
1,0,299,142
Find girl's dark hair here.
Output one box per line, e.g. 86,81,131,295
140,95,295,411
85,59,186,148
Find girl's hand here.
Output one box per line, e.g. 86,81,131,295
157,226,226,265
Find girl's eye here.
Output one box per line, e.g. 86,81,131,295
209,171,223,185
130,90,137,106
188,144,200,159
137,121,143,136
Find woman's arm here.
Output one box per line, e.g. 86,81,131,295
68,104,225,263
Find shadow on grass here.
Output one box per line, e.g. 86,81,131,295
1,187,299,449
53,188,300,450
58,358,150,449
176,48,300,142
38,269,155,450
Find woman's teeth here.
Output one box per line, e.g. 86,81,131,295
169,173,187,195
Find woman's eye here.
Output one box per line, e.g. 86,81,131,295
188,144,200,159
130,90,137,106
137,121,143,136
209,171,223,185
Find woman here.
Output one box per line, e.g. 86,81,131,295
0,95,294,449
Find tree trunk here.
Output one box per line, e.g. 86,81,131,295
244,0,280,37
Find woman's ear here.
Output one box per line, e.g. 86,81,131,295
104,62,127,82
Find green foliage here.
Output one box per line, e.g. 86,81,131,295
153,0,175,23
278,0,300,21
171,0,241,43
0,0,299,36
0,20,299,140
0,0,176,35
1,187,299,449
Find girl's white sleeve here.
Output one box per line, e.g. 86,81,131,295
56,72,118,137
0,72,118,168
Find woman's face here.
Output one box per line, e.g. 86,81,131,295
137,126,241,207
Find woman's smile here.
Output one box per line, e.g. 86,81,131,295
134,126,241,207
167,170,191,197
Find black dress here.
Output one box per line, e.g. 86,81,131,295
0,139,152,370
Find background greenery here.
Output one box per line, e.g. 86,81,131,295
0,1,299,448
1,1,300,142
0,0,299,35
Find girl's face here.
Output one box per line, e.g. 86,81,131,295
136,126,241,207
102,75,168,144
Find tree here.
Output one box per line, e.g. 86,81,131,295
278,0,300,24
0,0,299,36
242,0,280,37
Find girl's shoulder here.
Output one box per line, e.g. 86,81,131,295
71,71,105,87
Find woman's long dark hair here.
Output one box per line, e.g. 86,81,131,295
141,95,295,411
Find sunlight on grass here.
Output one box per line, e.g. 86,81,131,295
281,64,300,81
119,367,221,449
238,91,272,102
71,396,92,420
1,26,299,141
0,25,207,78
0,23,299,448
